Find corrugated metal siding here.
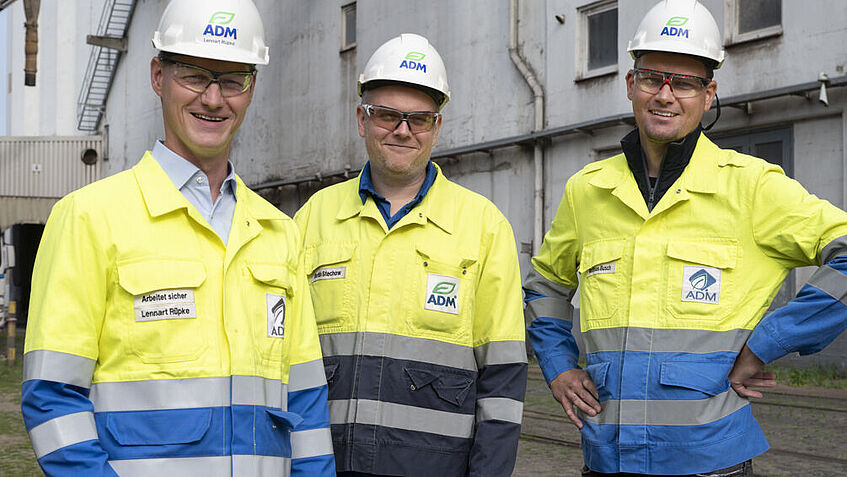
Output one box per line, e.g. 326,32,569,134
0,197,58,230
0,136,103,198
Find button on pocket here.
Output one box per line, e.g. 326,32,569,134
407,245,477,342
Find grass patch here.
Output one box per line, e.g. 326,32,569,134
766,364,847,389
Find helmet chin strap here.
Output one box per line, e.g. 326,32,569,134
703,93,721,131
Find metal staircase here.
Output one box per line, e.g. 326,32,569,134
76,0,136,132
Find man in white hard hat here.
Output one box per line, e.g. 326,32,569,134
20,1,334,475
526,0,847,475
294,33,527,477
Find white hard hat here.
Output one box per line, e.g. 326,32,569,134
358,33,451,110
628,0,725,69
152,0,269,66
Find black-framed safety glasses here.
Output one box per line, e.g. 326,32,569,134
632,67,711,98
361,103,441,133
160,57,255,97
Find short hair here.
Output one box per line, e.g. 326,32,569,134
361,81,443,110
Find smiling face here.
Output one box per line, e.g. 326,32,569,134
626,52,716,147
356,84,441,185
151,54,255,168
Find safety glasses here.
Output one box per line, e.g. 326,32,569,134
632,68,711,98
161,58,255,97
361,104,441,133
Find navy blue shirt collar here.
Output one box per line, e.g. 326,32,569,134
358,161,437,229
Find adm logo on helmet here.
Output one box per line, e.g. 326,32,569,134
204,11,237,40
399,51,427,73
660,16,689,38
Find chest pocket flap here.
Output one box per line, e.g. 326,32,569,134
248,263,293,293
307,243,356,275
578,239,625,273
415,244,478,271
117,259,206,295
667,240,738,269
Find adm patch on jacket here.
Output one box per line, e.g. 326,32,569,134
424,273,460,314
681,266,721,304
267,293,286,338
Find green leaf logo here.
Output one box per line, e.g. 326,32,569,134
405,51,426,61
209,11,235,25
666,16,688,27
432,282,456,295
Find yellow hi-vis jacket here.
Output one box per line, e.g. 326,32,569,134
294,164,527,477
21,152,334,476
526,134,847,474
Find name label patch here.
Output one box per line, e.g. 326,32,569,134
267,293,286,338
134,289,196,322
681,266,721,304
424,273,460,315
312,266,346,282
586,261,616,277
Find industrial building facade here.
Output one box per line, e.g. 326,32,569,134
3,0,847,366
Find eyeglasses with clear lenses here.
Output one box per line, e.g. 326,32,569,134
161,58,255,97
632,68,711,98
361,104,441,134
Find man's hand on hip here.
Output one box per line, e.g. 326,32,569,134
550,369,602,429
729,345,776,399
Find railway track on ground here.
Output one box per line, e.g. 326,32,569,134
520,409,847,467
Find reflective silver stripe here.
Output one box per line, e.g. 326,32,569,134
29,411,98,459
110,456,233,476
232,375,283,408
807,264,847,305
476,397,523,425
524,268,576,322
583,327,752,354
288,359,327,392
290,427,334,459
23,350,95,388
233,455,290,477
474,340,527,367
583,389,750,426
328,398,474,439
320,332,476,371
821,234,847,264
90,377,230,412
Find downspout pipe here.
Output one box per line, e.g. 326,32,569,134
508,0,545,255
23,0,40,86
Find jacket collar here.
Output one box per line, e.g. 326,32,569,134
133,151,281,222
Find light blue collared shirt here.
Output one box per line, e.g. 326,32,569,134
151,140,238,245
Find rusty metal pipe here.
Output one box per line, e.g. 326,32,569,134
23,0,40,86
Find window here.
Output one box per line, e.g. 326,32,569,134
340,2,356,52
576,0,618,80
712,126,794,309
726,0,782,45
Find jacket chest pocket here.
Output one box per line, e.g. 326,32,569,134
117,259,207,364
405,245,477,342
246,262,294,363
665,239,737,323
306,243,356,330
578,239,626,325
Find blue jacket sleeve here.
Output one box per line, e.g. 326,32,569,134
287,361,335,477
747,255,847,363
524,268,580,385
21,351,118,476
